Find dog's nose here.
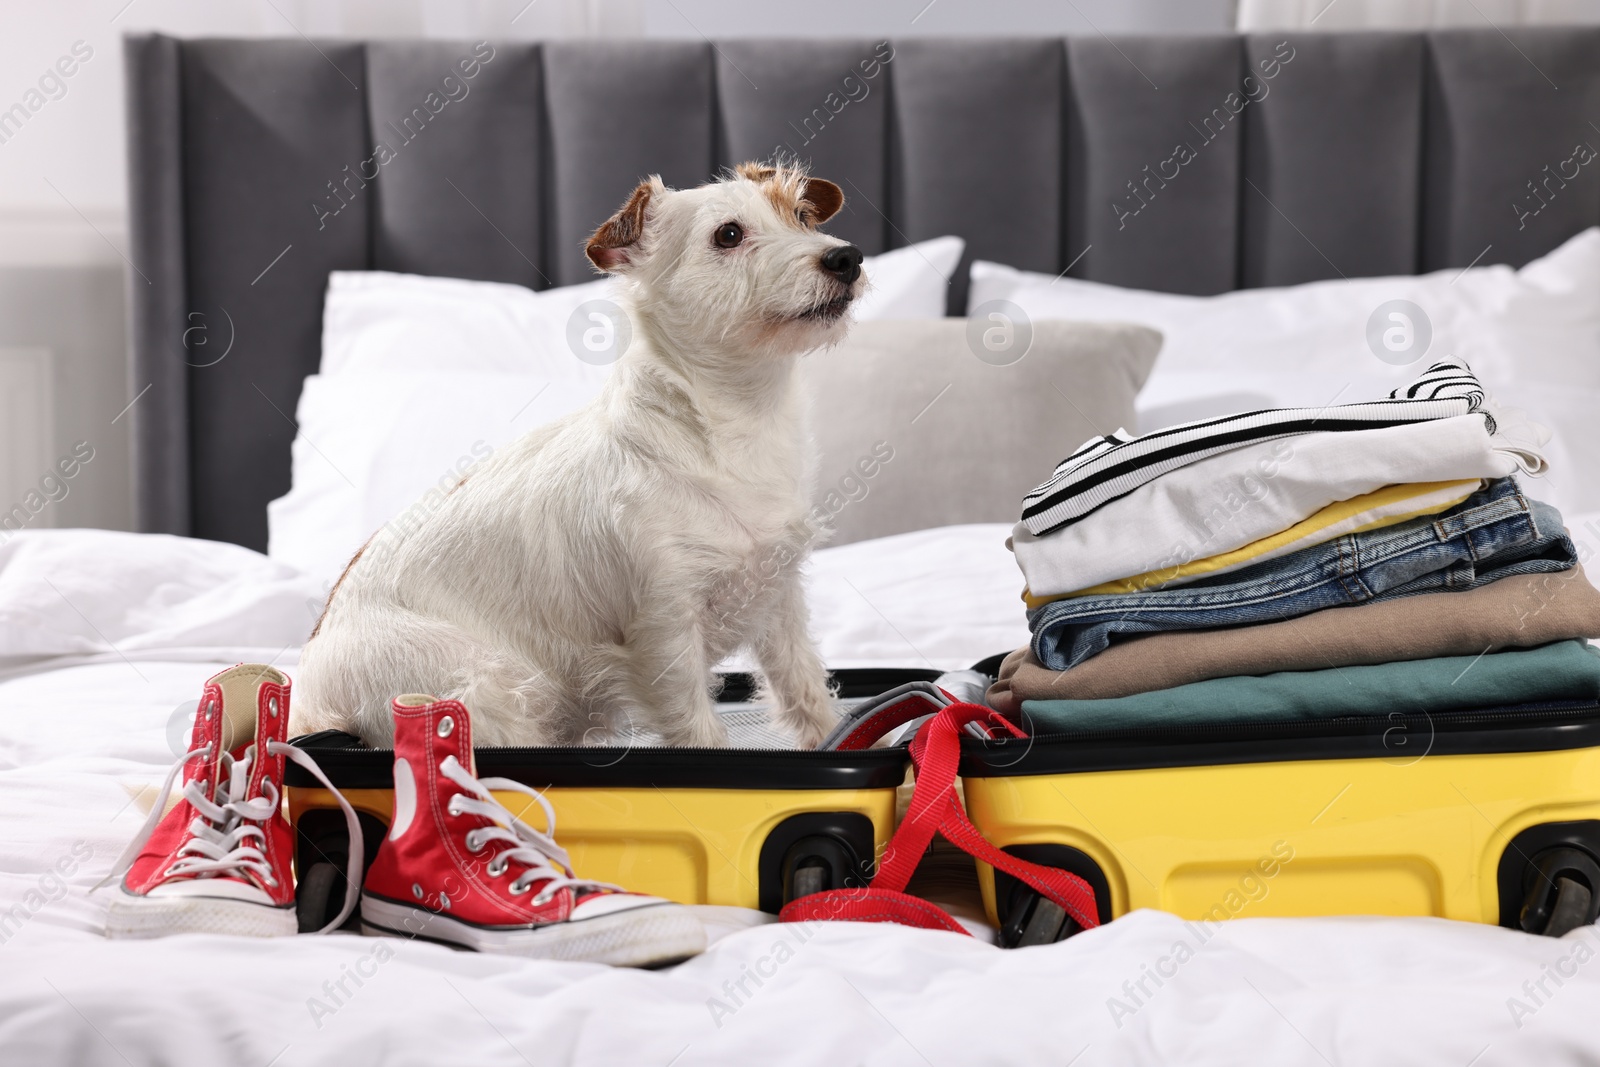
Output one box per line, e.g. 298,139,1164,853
820,244,863,284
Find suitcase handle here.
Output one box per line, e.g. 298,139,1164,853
781,701,1101,937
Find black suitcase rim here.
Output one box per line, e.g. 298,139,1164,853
959,700,1600,777
280,665,983,792
286,731,910,791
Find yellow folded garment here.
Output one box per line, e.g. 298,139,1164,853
1023,479,1482,608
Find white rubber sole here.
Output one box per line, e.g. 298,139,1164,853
359,893,707,967
105,892,298,939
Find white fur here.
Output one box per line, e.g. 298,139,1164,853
293,167,864,749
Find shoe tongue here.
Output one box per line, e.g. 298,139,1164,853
208,664,288,752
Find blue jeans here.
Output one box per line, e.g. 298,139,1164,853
1030,478,1577,671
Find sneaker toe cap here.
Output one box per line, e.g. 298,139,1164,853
570,891,679,921
143,877,277,906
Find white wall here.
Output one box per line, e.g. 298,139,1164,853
0,0,1233,534
1238,0,1600,30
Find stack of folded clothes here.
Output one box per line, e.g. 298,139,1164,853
987,359,1600,727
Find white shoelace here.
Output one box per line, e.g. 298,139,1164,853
164,747,278,885
440,755,619,902
99,741,364,934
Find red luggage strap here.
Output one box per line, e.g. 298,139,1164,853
780,699,1101,937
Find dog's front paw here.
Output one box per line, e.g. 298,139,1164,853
776,700,836,750
663,713,729,749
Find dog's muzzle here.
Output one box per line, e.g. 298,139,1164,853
797,244,863,322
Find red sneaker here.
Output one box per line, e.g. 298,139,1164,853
360,695,706,966
103,665,362,938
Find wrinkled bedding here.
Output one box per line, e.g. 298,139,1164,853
3,526,1599,1065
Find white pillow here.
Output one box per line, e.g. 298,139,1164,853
969,226,1600,392
849,235,964,320
320,236,964,377
319,272,616,378
267,373,599,589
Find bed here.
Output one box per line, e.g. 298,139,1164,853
6,28,1600,1065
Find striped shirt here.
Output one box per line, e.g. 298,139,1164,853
1020,360,1491,537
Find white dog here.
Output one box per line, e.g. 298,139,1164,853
293,163,865,749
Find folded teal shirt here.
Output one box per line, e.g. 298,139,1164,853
1018,640,1600,733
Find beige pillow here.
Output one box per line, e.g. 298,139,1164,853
801,319,1162,545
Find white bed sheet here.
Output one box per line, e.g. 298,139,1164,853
3,661,1597,1066
5,528,1600,1065
0,524,1029,680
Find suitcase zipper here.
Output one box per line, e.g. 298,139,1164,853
1007,699,1600,748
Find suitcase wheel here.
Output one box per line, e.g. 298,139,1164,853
998,885,1082,948
294,809,386,933
1519,846,1600,938
780,834,863,906
297,861,343,933
757,813,875,913
992,844,1112,949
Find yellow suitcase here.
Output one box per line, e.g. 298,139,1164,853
960,701,1600,944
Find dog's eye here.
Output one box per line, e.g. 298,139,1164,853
713,222,744,249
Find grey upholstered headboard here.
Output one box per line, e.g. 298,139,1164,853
124,30,1600,551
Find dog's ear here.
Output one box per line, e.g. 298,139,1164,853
800,177,844,225
586,179,655,273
